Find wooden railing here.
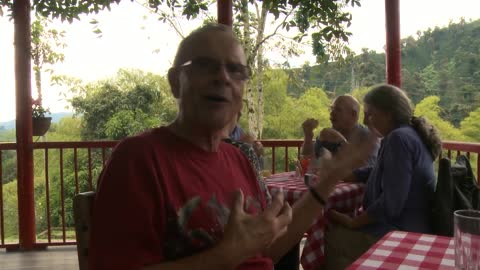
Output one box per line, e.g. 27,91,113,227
0,139,479,248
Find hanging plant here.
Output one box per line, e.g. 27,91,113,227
32,103,52,136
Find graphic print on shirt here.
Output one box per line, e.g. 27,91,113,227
163,194,263,261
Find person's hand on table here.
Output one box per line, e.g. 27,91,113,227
220,189,292,263
302,118,319,140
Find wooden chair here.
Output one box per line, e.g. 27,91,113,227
73,191,96,270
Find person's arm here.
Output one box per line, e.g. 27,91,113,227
263,174,334,262
318,128,347,143
341,172,358,182
346,166,373,183
264,133,378,262
301,119,318,157
364,132,414,223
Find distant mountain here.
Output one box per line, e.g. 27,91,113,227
0,112,74,131
294,18,480,126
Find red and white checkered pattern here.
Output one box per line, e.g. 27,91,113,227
266,171,365,270
454,232,480,269
347,231,455,270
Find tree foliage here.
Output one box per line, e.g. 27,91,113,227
143,0,362,139
31,15,67,105
302,18,480,126
69,69,177,140
1,0,208,22
460,107,480,142
414,96,467,141
262,70,331,139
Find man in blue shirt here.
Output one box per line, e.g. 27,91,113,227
301,95,378,166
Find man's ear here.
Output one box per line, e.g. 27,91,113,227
168,68,180,99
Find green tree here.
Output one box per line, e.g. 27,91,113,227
263,69,289,117
460,107,480,142
263,87,330,139
236,0,361,138
2,180,19,240
0,0,208,22
31,15,66,105
414,96,466,141
147,0,362,138
69,69,176,140
419,64,439,96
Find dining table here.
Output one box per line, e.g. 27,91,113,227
265,171,366,270
347,230,455,270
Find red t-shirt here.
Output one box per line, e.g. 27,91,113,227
88,127,272,270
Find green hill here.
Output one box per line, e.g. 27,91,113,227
296,18,480,126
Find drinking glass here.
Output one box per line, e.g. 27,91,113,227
262,155,272,177
295,155,312,177
454,209,480,270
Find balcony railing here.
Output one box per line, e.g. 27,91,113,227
0,139,479,248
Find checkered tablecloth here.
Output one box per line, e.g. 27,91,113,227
347,231,455,270
265,171,365,270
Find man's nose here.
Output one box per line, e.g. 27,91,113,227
212,64,232,83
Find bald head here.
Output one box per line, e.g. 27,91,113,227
173,23,241,67
330,94,361,137
334,95,360,117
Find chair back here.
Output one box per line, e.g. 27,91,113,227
73,191,96,270
430,155,480,236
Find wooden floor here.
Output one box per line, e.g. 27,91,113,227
0,242,305,270
0,246,78,270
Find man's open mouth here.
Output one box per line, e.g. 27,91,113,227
205,95,228,102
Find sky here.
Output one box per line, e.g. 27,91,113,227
1,0,480,122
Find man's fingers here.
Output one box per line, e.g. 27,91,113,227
264,189,285,218
231,189,245,216
275,201,292,227
302,118,319,129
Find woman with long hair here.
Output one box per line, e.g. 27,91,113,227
323,84,442,269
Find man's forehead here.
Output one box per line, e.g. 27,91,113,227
334,97,357,108
332,98,348,107
183,31,245,62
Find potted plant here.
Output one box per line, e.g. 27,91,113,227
32,103,52,136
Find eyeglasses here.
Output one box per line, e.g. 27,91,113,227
177,56,251,81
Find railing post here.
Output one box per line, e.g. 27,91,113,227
13,0,37,250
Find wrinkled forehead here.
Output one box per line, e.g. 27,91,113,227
178,31,246,65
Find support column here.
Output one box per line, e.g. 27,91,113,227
385,0,401,87
217,0,233,26
14,0,36,250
